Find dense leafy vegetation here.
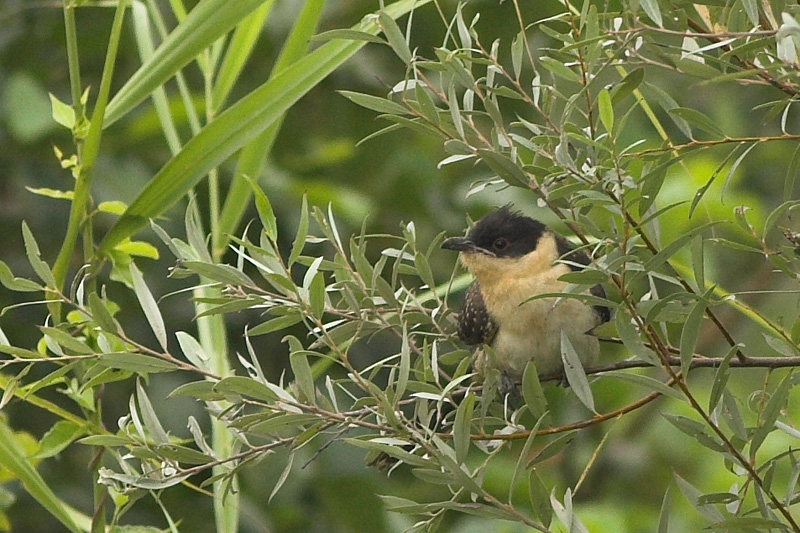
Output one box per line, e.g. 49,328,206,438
3,0,800,531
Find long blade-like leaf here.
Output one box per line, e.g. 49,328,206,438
0,420,81,532
105,0,272,125
99,0,428,254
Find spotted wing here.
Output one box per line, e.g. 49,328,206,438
457,281,498,345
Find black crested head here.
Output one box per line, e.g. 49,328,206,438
464,205,547,259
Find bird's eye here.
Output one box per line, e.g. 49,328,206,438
493,237,508,250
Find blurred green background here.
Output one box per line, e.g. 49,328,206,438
1,1,799,531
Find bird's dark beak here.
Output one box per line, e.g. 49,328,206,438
442,236,496,256
441,236,474,252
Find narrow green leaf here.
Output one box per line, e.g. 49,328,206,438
0,260,41,292
98,353,178,373
39,327,93,355
560,331,595,413
213,376,280,403
175,331,209,370
453,392,474,464
286,336,316,403
99,0,430,253
339,90,409,115
539,56,581,83
346,437,431,468
212,0,275,109
690,235,704,290
610,67,644,104
312,29,387,44
668,107,723,138
378,10,412,64
248,176,278,242
217,0,325,251
615,311,660,364
308,272,326,319
529,469,552,527
396,326,411,404
721,389,747,442
269,452,294,503
21,222,56,288
511,31,524,80
136,380,169,444
106,0,277,125
522,360,548,420
477,149,528,187
597,88,613,133
708,345,737,412
657,484,671,533
680,296,708,377
129,262,168,351
0,420,81,532
663,414,725,452
88,293,119,334
632,221,720,285
33,421,85,460
248,312,303,336
604,372,685,402
289,195,309,267
750,373,793,458
784,144,800,202
180,261,255,286
640,0,663,27
741,0,759,25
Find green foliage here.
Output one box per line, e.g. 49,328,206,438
5,0,800,532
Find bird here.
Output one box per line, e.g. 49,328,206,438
441,205,609,383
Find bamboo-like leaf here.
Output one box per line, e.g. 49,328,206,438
129,262,168,351
0,420,81,532
99,0,429,253
106,0,273,125
217,0,326,250
212,1,275,109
